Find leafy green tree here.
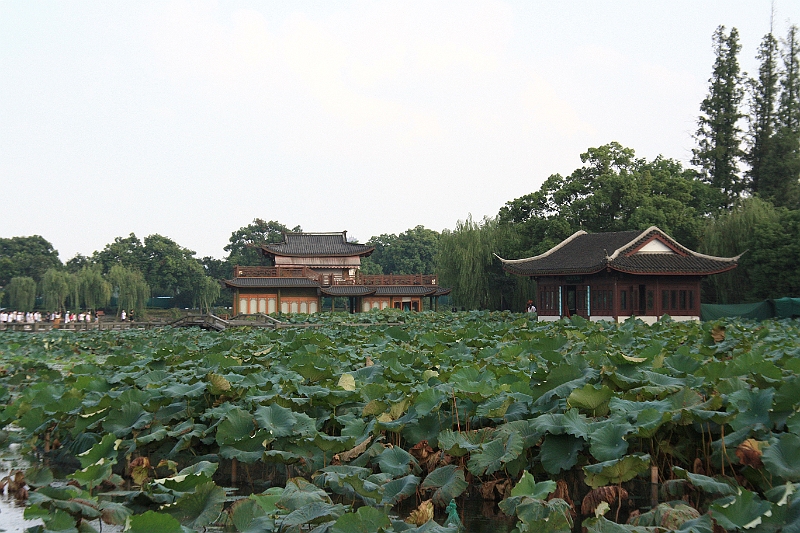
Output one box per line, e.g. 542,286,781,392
499,143,714,252
692,26,746,208
41,268,72,312
7,276,37,312
141,234,205,307
700,197,799,303
437,216,531,310
746,32,780,195
92,234,146,275
366,226,440,275
65,254,92,273
0,235,62,286
77,266,112,312
194,276,222,313
224,219,301,266
108,265,150,318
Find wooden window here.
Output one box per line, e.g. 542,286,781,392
647,291,654,310
662,290,669,310
679,290,687,310
689,291,694,310
620,290,627,310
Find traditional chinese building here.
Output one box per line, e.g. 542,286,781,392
223,231,450,314
497,226,740,323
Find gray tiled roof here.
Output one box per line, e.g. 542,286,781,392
374,286,439,296
262,232,374,257
499,227,739,277
224,277,320,288
321,286,377,296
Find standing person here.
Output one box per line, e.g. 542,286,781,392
120,309,126,321
527,300,537,314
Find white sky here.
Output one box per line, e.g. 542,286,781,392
2,1,800,261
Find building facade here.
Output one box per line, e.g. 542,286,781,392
497,227,740,323
224,232,449,314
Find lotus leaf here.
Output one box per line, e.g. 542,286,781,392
102,402,153,437
567,383,613,416
583,454,651,488
126,510,185,533
375,446,419,476
277,478,332,511
467,432,524,476
413,387,446,416
540,433,585,475
215,407,255,445
671,467,737,496
762,432,800,481
77,433,119,468
710,488,773,530
330,505,391,533
338,372,356,391
254,403,297,438
728,388,775,431
420,465,468,507
510,471,557,499
381,474,421,506
168,481,227,528
279,501,347,529
589,419,632,462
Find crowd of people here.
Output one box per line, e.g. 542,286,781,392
0,310,96,324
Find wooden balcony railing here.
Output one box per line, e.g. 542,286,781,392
232,266,439,287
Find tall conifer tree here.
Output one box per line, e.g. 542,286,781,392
761,25,800,208
692,26,745,208
746,32,779,194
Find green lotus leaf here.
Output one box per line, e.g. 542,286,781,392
402,413,442,447
634,408,670,438
467,432,523,476
254,403,297,438
567,383,613,416
25,465,54,487
227,498,266,533
671,467,737,496
215,407,255,446
589,420,632,462
763,432,800,481
277,478,332,511
381,474,420,506
279,501,347,529
77,433,119,468
34,508,82,533
374,445,419,476
126,510,184,533
420,465,468,507
675,514,714,533
508,498,574,532
102,402,153,437
68,459,114,490
436,429,479,457
476,393,513,419
136,426,169,445
414,387,446,416
330,505,391,533
583,454,651,488
98,500,133,526
583,514,653,532
162,382,206,398
219,431,270,463
710,488,773,531
664,354,702,375
539,433,585,475
385,326,411,342
510,470,557,499
727,388,775,431
168,481,226,529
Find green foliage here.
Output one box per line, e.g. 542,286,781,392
366,226,440,275
107,264,150,317
76,265,112,311
693,25,746,208
6,275,37,311
41,268,73,312
0,235,62,286
2,314,800,530
224,219,300,266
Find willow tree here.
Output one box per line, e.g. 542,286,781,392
7,276,36,312
77,266,112,311
194,275,221,313
700,197,780,303
41,268,72,312
108,264,150,318
437,216,531,311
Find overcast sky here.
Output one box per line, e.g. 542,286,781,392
2,1,800,261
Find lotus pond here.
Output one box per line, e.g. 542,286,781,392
1,310,800,532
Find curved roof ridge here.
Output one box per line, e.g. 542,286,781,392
496,230,588,264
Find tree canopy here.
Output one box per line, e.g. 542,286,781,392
224,219,301,266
